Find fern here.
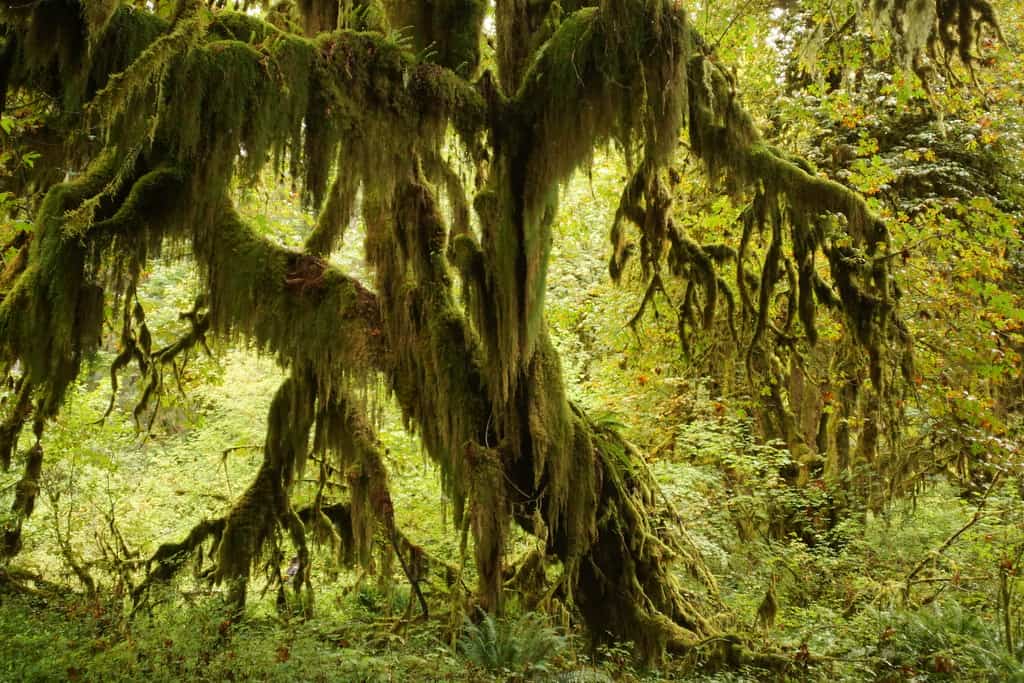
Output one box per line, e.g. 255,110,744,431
459,611,566,677
879,602,1024,681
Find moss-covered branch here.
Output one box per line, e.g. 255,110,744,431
2,443,43,559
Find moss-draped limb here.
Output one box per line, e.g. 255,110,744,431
133,402,449,614
686,52,896,359
1,161,387,438
313,390,434,616
4,4,486,218
367,175,491,526
216,373,317,608
131,517,226,608
0,377,32,471
141,373,444,616
199,201,384,385
2,443,43,559
678,44,909,487
0,151,121,416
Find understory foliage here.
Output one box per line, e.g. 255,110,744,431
0,0,1021,675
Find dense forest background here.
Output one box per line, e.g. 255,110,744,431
1,0,1023,679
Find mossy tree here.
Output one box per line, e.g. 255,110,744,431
0,0,941,663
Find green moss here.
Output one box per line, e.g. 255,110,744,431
2,443,44,559
209,10,275,42
74,7,166,110
474,2,688,397
0,381,32,471
872,0,1004,74
0,151,120,416
369,178,489,499
200,203,380,381
304,167,359,255
216,374,316,604
687,50,902,401
2,1,487,239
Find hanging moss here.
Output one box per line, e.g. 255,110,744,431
132,518,226,606
686,49,902,399
0,151,121,416
2,443,43,559
216,373,316,607
0,380,32,472
0,2,167,118
474,1,688,399
871,0,1004,76
82,8,167,106
304,162,359,255
45,6,485,217
366,177,490,524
